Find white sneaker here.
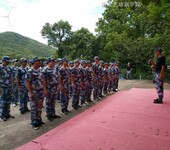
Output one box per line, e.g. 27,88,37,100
85,102,89,105
82,103,87,107
12,104,16,107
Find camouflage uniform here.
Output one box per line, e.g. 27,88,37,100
11,62,19,106
58,65,70,114
42,64,58,120
103,63,109,95
0,56,14,121
80,61,88,105
71,60,81,110
86,61,93,102
92,62,100,100
17,65,29,114
98,62,104,97
26,65,44,127
114,62,120,90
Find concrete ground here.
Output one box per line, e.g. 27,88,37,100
0,80,170,150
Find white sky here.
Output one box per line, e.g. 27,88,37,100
0,0,107,44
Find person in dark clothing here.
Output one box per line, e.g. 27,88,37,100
149,47,166,104
126,63,132,80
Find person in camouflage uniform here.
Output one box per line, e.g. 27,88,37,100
71,59,81,110
114,61,120,91
11,59,19,107
103,62,109,95
92,56,100,101
98,61,104,98
0,56,15,121
42,58,61,121
86,60,93,102
68,61,74,98
58,58,71,115
26,57,44,130
80,60,88,106
17,58,29,114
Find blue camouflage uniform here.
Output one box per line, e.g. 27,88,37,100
103,64,109,95
42,63,58,120
25,65,44,126
17,64,29,114
58,65,70,114
11,62,19,105
80,61,88,105
86,62,93,102
71,60,81,110
92,62,100,100
0,56,14,121
98,63,104,97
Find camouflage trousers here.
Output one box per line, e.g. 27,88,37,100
93,81,99,99
45,92,56,117
72,85,80,108
80,84,86,104
0,87,12,119
29,90,44,126
154,73,164,101
19,88,29,113
60,91,69,111
12,84,19,105
86,83,93,101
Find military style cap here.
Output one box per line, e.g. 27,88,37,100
47,57,55,63
94,56,100,60
62,58,68,62
2,56,11,63
20,58,27,62
74,59,80,63
80,60,86,64
32,57,41,62
12,59,19,62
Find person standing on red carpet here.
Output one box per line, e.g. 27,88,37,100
149,47,166,104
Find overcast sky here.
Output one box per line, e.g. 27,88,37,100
0,0,107,44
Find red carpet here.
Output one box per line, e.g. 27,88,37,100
17,88,170,150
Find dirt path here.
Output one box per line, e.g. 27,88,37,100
0,80,169,150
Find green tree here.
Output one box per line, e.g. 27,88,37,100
41,20,72,57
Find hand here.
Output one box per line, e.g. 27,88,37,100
29,92,34,100
43,89,48,96
159,74,164,81
148,59,154,65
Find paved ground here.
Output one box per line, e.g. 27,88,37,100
0,80,170,150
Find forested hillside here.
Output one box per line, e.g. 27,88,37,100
0,32,55,58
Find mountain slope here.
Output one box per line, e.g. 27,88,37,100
0,32,55,58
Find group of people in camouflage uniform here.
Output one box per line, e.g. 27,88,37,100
0,55,120,129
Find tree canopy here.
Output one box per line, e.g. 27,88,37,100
41,0,170,79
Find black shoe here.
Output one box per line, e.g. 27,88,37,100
72,106,78,110
52,114,61,119
47,116,53,122
20,111,25,115
0,117,7,121
6,115,15,119
153,99,163,104
65,109,71,113
32,124,40,130
99,95,104,98
25,109,30,112
39,121,46,126
61,108,68,115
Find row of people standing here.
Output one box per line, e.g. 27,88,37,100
0,56,120,129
